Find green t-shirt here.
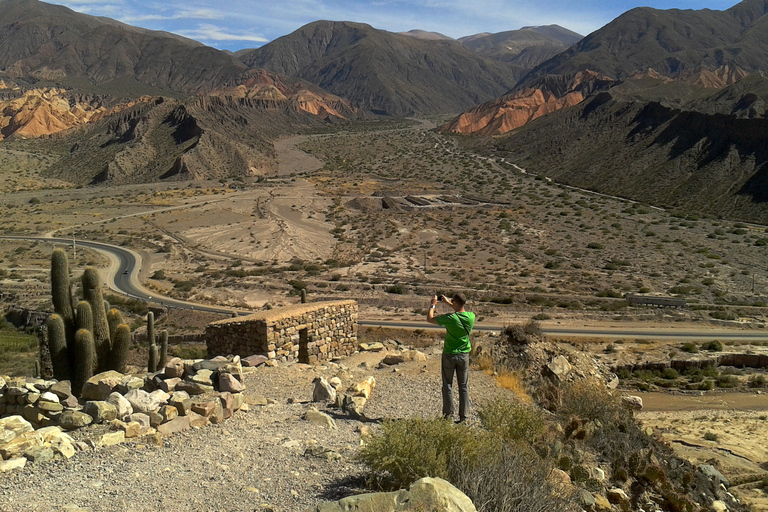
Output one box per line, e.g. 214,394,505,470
436,311,475,354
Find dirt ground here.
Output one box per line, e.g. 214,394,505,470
2,119,768,508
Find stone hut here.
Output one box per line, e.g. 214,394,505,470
206,300,358,364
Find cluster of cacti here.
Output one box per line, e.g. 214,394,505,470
146,312,168,373
47,248,165,395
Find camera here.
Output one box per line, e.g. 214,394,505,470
437,294,447,302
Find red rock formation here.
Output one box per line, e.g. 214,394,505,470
211,69,356,120
442,70,606,136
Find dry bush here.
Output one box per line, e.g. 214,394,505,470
450,443,579,512
558,378,625,424
477,396,543,442
494,370,532,403
357,404,578,512
502,319,542,347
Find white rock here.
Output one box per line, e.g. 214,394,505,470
39,392,60,403
0,457,27,473
107,392,134,420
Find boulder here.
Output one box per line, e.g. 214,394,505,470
59,410,93,430
381,350,427,365
0,415,34,443
128,413,151,428
97,431,124,447
0,431,43,459
329,377,342,389
348,377,375,399
302,477,475,512
607,488,629,504
106,392,133,420
219,373,243,393
124,389,167,414
81,371,125,401
699,464,730,488
24,445,55,463
187,411,209,428
241,355,268,367
545,355,572,382
208,400,225,424
169,392,192,416
164,357,185,379
159,405,179,423
621,395,643,410
191,400,216,418
175,381,212,395
83,401,118,424
0,457,27,473
49,381,72,400
189,369,214,386
157,416,191,435
303,407,337,430
219,393,235,419
312,377,336,402
359,342,384,352
158,378,182,393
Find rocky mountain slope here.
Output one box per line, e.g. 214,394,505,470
34,71,358,185
519,0,768,87
0,0,247,96
475,76,768,223
458,25,582,68
238,21,524,116
446,0,768,136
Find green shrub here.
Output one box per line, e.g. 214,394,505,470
703,432,719,442
386,284,406,294
476,397,544,442
681,342,698,353
702,340,723,352
716,375,739,388
356,417,489,487
661,368,679,380
748,374,766,388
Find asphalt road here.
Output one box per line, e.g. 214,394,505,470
3,236,767,341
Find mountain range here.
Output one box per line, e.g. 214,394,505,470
1,0,768,222
237,21,569,116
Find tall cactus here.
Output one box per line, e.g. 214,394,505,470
82,267,111,371
300,288,307,304
46,250,139,396
51,249,75,334
147,312,156,372
46,314,70,381
110,324,131,374
107,309,125,344
76,301,93,333
71,328,95,395
158,330,168,370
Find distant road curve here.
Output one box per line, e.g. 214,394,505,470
1,236,238,316
3,236,766,341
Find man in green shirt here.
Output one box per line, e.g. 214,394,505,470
427,292,475,423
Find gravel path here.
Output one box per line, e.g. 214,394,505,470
1,346,513,512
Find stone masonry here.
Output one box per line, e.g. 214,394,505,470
206,301,358,364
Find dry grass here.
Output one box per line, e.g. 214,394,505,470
495,370,532,404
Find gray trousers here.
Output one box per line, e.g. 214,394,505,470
441,353,470,421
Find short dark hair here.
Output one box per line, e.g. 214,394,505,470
452,293,467,306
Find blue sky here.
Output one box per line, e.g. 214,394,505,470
47,0,741,51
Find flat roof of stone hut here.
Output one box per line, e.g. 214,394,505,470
207,300,358,326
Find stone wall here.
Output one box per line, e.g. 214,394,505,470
205,300,358,364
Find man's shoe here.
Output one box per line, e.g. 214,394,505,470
454,419,466,424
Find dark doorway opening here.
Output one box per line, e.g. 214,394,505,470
298,328,309,364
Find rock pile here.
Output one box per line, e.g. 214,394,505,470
0,355,247,472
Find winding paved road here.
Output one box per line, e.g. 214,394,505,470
3,236,767,341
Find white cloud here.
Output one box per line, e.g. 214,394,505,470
176,24,269,43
